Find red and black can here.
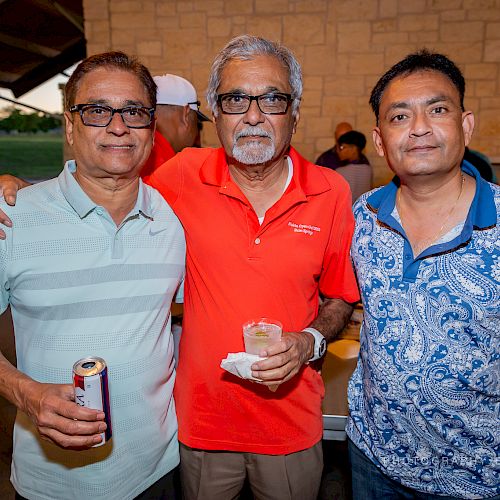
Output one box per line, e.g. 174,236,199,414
73,356,112,446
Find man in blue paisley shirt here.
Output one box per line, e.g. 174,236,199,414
348,49,499,499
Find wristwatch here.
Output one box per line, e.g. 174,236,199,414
302,327,327,362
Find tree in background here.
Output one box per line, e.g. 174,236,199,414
0,107,61,133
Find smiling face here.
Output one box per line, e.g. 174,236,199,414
372,70,474,181
214,55,299,166
65,67,155,180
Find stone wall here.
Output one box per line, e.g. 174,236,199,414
83,0,500,185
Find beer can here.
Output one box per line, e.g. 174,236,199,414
73,356,112,446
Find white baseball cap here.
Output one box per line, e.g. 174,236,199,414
154,74,210,121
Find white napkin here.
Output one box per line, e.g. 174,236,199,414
220,352,279,392
220,352,262,381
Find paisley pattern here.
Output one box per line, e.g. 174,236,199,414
347,181,499,499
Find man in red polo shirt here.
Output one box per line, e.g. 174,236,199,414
148,35,359,500
141,73,210,177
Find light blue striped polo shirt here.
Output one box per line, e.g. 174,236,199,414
0,161,186,500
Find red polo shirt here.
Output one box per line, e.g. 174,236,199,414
141,130,176,178
148,146,359,454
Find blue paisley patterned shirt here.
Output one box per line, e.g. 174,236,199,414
347,162,499,499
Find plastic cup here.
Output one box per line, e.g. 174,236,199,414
243,318,282,355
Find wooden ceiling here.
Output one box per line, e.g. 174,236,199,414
0,0,85,97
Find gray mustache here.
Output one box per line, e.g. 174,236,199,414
235,127,272,140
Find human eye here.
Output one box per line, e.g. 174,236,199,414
389,113,407,123
430,105,447,114
224,94,246,104
87,105,108,116
262,93,286,103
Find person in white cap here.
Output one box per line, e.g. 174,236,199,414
141,74,210,177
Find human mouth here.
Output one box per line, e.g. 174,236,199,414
100,144,135,150
406,144,438,153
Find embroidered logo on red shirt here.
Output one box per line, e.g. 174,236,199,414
288,221,321,236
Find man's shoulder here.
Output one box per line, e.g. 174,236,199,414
0,177,60,214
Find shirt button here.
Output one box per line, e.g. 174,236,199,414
96,207,103,215
404,254,411,260
255,238,261,245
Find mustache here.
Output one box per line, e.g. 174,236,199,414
234,127,272,141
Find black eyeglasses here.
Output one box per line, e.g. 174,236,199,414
69,104,155,128
217,93,292,115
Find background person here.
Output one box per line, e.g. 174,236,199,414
141,73,210,177
335,130,373,204
348,49,499,500
0,52,185,500
316,121,370,170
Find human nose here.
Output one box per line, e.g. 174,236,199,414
409,110,431,137
106,111,129,135
243,98,265,125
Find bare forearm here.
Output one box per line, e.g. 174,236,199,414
0,350,35,412
309,297,355,343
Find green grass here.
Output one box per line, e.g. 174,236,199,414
0,134,63,179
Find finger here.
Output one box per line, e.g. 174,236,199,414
251,350,290,371
41,411,107,436
39,427,104,449
57,400,106,422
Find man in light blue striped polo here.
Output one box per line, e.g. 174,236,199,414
0,52,185,500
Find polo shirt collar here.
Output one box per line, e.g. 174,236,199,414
199,146,332,197
58,160,153,220
367,160,496,232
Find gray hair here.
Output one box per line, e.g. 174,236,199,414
206,34,302,117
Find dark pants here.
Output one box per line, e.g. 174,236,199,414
348,439,499,500
15,467,180,500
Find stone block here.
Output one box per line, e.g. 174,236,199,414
474,80,497,96
478,110,500,136
373,19,398,32
111,12,156,28
303,45,336,75
485,40,500,61
399,14,439,31
322,96,358,116
83,0,109,20
109,1,140,12
303,75,324,90
373,32,409,45
224,0,253,15
440,22,484,42
90,19,111,32
180,12,206,28
432,42,483,63
486,22,500,39
304,116,333,137
301,89,323,107
177,1,194,13
255,0,290,13
348,53,385,75
408,31,438,43
111,30,134,45
463,0,496,8
156,16,180,29
440,9,466,21
137,40,163,57
379,0,398,18
428,0,462,9
323,76,365,96
207,16,231,37
464,63,498,80
86,43,111,56
331,0,378,20
246,16,283,41
283,14,326,45
337,22,371,53
467,8,500,20
398,0,426,12
384,44,422,66
193,0,224,14
156,3,176,16
295,0,328,13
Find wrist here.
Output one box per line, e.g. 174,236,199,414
302,327,327,362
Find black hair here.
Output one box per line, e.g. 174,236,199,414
337,130,366,151
369,49,465,123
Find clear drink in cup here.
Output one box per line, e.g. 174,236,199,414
243,318,282,355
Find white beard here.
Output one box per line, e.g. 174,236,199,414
232,126,275,165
